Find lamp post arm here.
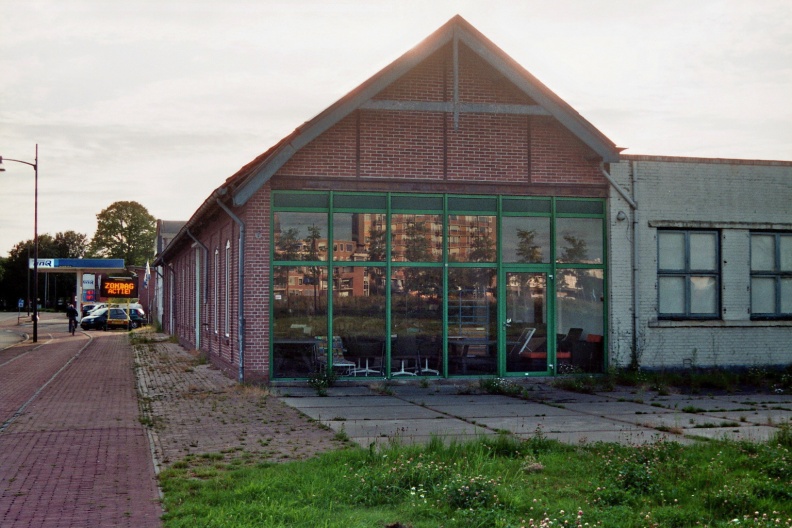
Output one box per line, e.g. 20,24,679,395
0,157,37,169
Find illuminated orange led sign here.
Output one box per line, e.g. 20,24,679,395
100,278,137,299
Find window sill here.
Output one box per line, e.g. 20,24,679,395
650,319,792,328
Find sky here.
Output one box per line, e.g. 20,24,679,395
2,0,791,257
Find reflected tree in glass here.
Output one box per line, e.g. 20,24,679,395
304,224,323,313
560,235,588,263
405,221,431,262
516,229,542,263
276,227,301,261
368,226,386,262
469,222,495,263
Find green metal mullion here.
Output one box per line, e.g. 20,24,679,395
556,263,607,270
268,201,275,379
602,203,610,371
327,193,334,369
446,262,498,268
385,193,392,378
442,194,449,377
549,197,558,375
497,196,505,377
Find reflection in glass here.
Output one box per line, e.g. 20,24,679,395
690,276,717,314
447,268,497,375
273,212,328,261
391,267,443,376
272,265,328,378
391,214,442,262
448,215,497,263
502,217,550,263
333,213,386,262
555,269,604,373
333,266,387,376
505,273,547,373
555,218,603,264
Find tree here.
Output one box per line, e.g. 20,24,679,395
54,231,89,258
304,224,323,314
89,201,156,266
0,232,88,309
560,234,588,263
516,229,543,263
404,220,430,262
275,227,301,261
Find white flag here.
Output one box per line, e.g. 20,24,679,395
143,260,151,289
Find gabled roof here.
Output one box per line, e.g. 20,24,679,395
226,14,621,207
158,16,621,264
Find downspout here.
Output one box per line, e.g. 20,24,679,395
600,161,639,367
600,162,637,210
216,199,246,384
186,228,210,299
166,263,176,336
630,161,640,362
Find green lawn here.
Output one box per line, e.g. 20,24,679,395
159,427,792,527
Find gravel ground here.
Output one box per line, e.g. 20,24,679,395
132,331,347,470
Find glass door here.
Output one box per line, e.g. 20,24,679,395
504,272,549,374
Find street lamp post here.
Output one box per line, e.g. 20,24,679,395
0,144,39,342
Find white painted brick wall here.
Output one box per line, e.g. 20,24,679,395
608,157,792,369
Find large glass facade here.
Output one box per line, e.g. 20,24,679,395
271,193,607,379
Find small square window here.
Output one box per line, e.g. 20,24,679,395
657,230,720,319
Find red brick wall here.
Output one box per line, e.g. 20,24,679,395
530,117,602,184
160,213,244,380
280,40,604,186
239,185,272,383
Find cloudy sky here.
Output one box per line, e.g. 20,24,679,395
2,0,791,257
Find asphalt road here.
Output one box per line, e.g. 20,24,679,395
0,313,27,350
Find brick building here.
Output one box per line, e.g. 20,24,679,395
155,16,791,384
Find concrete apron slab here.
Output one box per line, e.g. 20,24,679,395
278,388,791,448
682,425,779,443
327,417,493,446
709,409,792,425
298,403,444,421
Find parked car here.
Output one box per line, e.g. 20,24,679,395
82,303,104,317
80,307,147,331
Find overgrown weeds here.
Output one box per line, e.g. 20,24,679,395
159,432,792,527
555,365,792,395
307,367,337,396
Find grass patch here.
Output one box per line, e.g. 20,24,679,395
159,431,792,527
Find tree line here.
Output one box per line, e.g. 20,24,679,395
0,201,156,311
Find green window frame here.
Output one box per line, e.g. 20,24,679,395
270,191,608,379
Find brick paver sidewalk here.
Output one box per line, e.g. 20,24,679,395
0,328,162,527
